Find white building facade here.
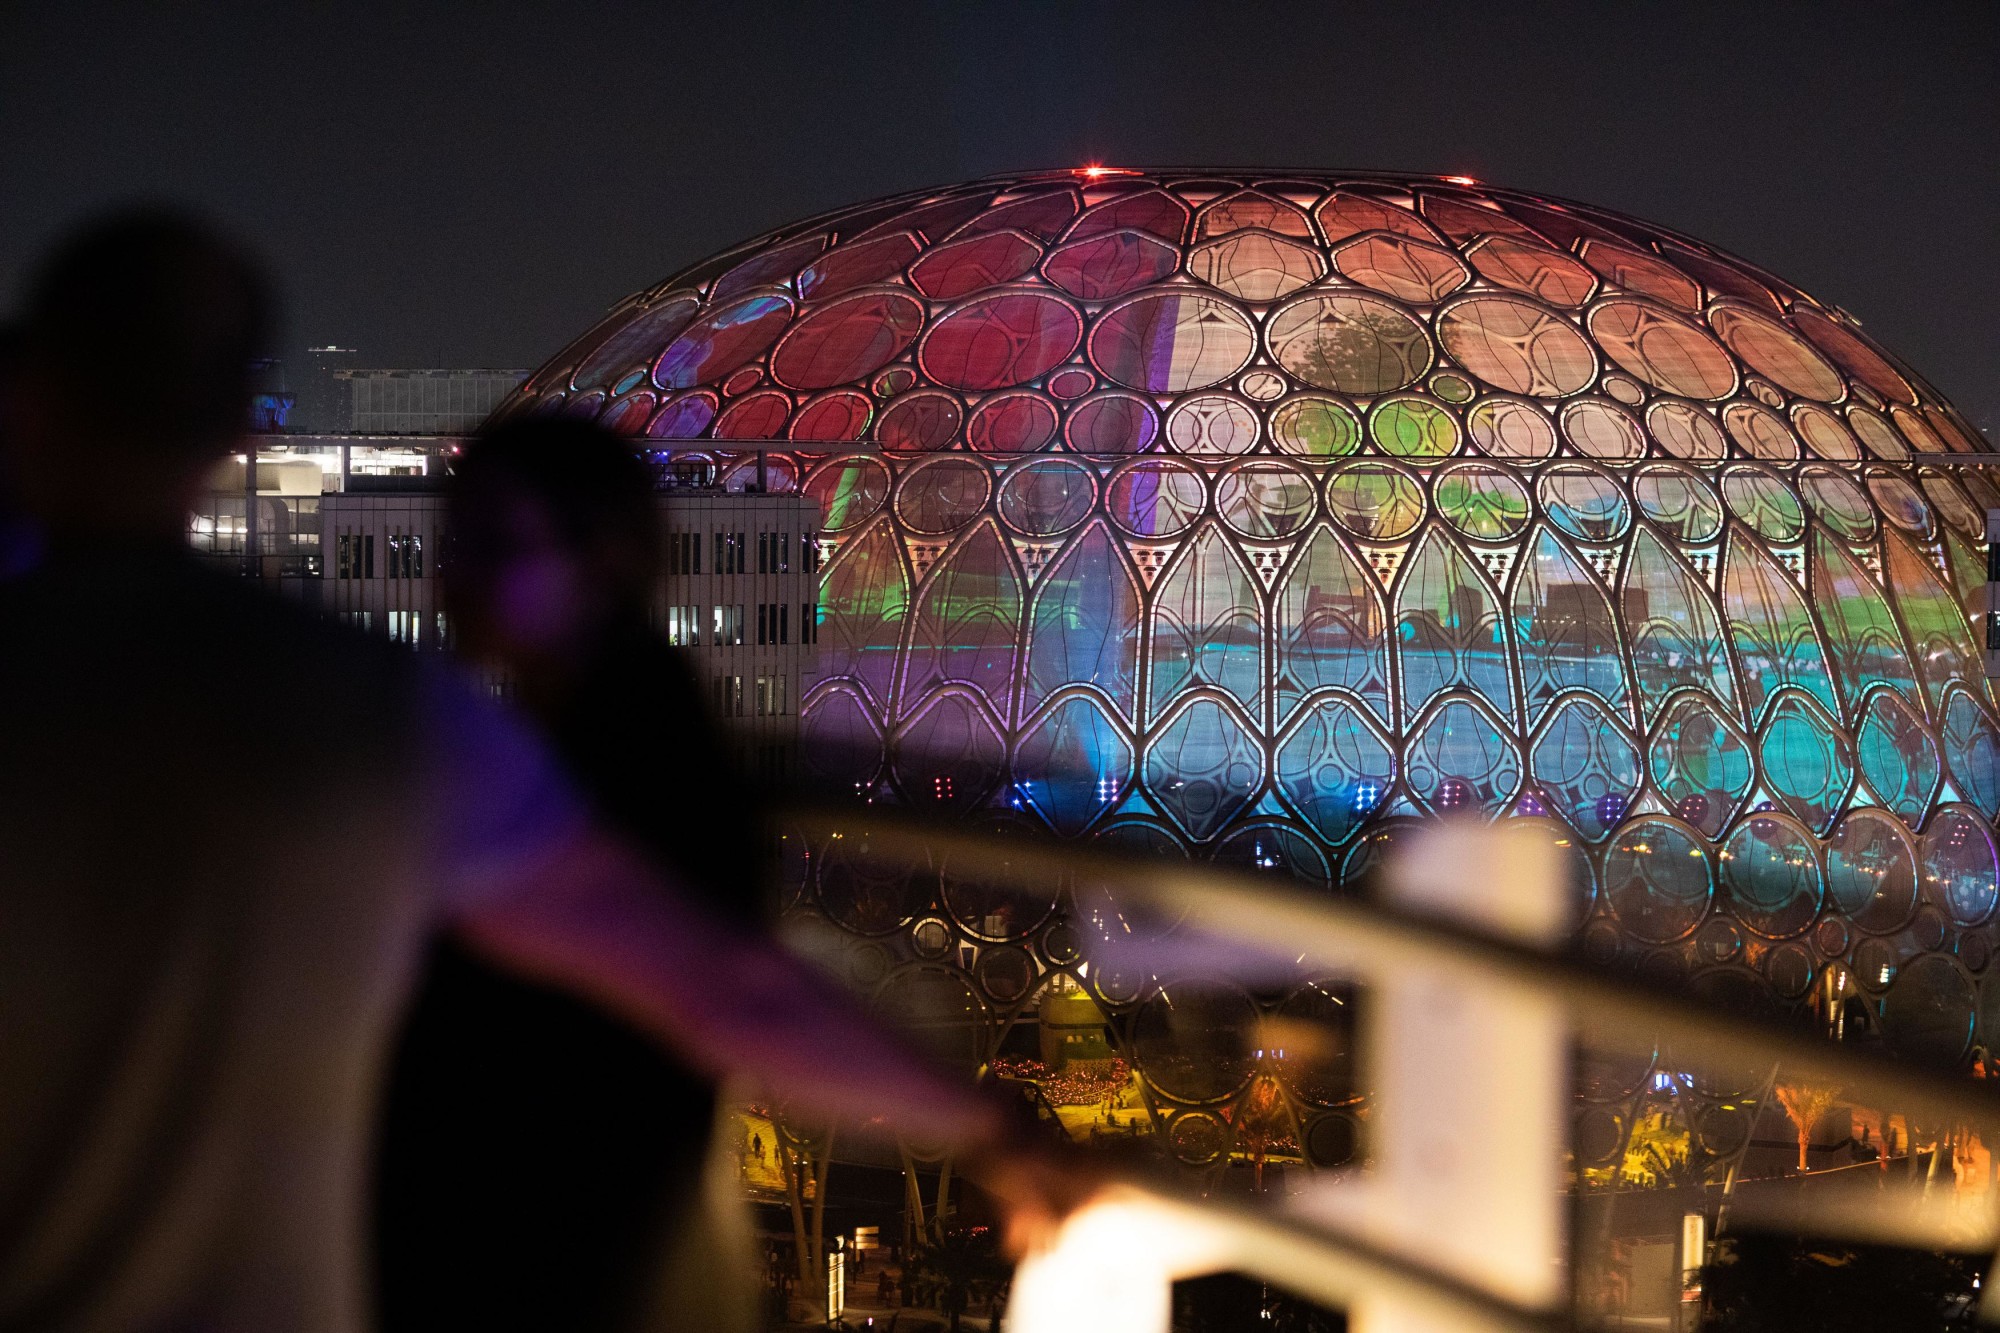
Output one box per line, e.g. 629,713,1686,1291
654,490,820,781
309,479,818,772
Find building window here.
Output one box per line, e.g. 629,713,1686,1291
757,531,792,574
434,612,452,650
801,532,821,574
667,530,701,575
713,674,744,717
336,532,375,579
711,604,744,646
342,610,374,631
755,601,793,645
386,532,423,579
713,530,746,574
666,604,701,647
387,610,422,647
801,602,820,645
755,673,788,717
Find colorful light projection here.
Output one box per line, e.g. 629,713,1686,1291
502,170,2000,1097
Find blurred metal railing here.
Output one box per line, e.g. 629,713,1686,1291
781,800,2000,1331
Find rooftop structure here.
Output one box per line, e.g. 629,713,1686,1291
337,367,528,434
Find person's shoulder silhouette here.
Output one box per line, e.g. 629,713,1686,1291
0,210,581,1333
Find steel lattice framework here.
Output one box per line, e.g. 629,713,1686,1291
500,169,2000,1169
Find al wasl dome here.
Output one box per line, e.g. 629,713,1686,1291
499,168,2000,1069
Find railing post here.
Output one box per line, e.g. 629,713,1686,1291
1293,820,1571,1333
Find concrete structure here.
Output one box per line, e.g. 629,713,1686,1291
337,368,526,434
319,477,450,648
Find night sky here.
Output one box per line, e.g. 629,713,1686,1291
4,2,1995,434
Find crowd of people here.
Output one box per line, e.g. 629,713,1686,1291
0,211,1085,1332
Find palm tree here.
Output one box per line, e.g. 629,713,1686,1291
1634,1137,1707,1191
1235,1076,1294,1194
1773,1081,1843,1172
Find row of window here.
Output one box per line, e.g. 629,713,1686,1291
341,610,451,649
387,533,424,579
711,673,791,717
339,527,828,583
664,530,821,576
334,532,425,580
757,602,789,645
664,603,821,648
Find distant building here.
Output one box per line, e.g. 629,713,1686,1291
188,454,326,593
318,470,816,776
337,368,526,434
293,346,362,434
187,435,461,590
651,485,820,783
190,443,818,775
320,476,450,651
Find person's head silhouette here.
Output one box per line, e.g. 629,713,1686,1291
443,416,659,689
4,210,270,543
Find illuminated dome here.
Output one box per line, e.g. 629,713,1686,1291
503,169,2000,1067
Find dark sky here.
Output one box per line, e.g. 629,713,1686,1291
5,2,1995,433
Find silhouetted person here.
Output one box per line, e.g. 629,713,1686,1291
376,419,763,1332
0,211,1057,1333
445,419,764,923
